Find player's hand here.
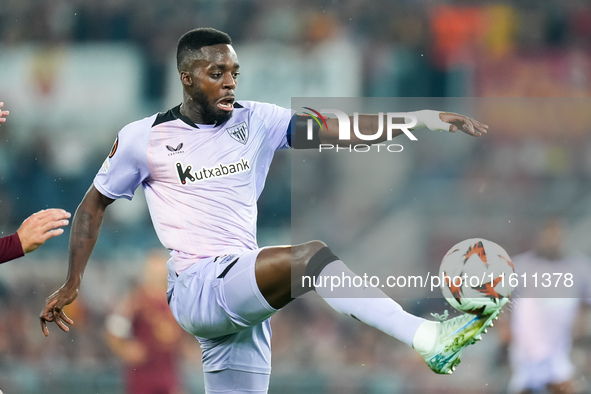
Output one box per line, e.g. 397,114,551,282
17,209,71,253
40,284,77,336
440,112,488,137
0,102,9,126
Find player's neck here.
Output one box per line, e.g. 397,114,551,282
180,102,208,125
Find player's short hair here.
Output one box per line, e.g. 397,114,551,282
177,28,232,71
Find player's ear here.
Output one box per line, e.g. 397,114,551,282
180,71,192,86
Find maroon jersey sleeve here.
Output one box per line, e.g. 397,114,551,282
0,233,25,264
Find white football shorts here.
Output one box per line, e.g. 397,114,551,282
167,248,278,374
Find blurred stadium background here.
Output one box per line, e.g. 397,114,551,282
1,0,591,392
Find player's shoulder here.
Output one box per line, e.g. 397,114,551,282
566,250,591,262
234,101,293,133
121,104,196,134
235,100,289,116
565,251,591,271
119,113,159,136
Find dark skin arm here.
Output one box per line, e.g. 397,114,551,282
320,112,488,146
40,185,114,336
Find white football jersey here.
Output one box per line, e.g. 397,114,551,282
94,101,292,272
508,251,591,391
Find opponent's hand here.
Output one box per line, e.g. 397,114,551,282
17,209,71,253
40,284,77,337
0,102,9,126
440,112,489,137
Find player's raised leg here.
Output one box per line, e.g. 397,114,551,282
255,241,501,374
256,241,424,346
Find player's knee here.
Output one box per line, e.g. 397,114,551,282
291,240,327,271
291,241,341,298
292,240,326,259
258,242,328,283
257,246,292,273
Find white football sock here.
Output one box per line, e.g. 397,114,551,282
314,260,425,347
411,321,438,354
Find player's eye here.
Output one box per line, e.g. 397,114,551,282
232,72,240,79
211,73,222,79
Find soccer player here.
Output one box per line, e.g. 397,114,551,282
507,217,591,394
0,102,72,264
40,28,501,393
105,249,186,394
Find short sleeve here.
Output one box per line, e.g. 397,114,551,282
267,104,293,150
241,101,293,151
93,118,152,200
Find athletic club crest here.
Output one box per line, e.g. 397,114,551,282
226,122,248,144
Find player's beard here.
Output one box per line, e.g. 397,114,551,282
192,88,232,125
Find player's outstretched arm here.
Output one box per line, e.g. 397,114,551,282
17,209,71,254
40,185,114,337
438,112,488,136
0,102,8,126
314,111,488,146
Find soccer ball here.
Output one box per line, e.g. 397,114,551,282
439,238,515,315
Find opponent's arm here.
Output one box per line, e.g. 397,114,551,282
105,292,148,365
0,208,71,264
40,185,114,336
0,102,9,126
17,209,71,254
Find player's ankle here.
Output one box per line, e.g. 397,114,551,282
412,320,438,354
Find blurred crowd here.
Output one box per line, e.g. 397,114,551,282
2,0,591,392
2,0,591,96
1,0,590,248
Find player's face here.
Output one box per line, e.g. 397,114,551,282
537,219,564,259
184,44,239,124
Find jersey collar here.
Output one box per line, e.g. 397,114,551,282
172,104,201,129
170,103,244,129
